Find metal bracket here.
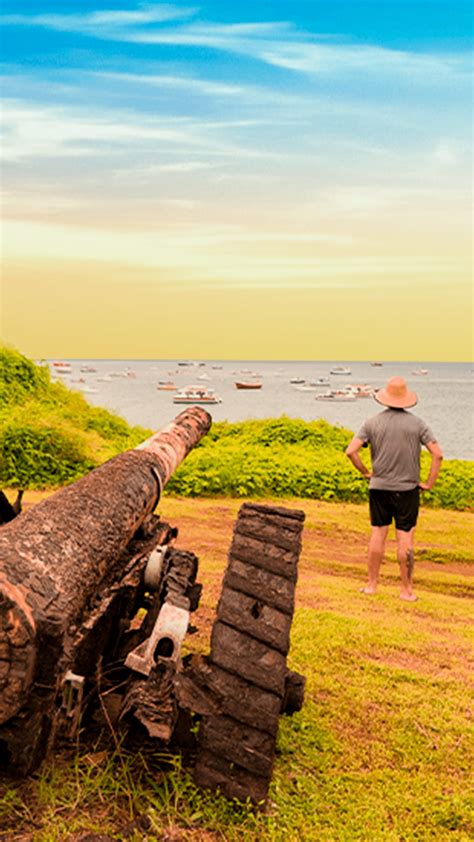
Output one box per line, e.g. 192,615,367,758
125,601,190,677
60,670,85,736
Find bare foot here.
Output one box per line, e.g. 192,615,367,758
359,586,377,595
400,592,418,602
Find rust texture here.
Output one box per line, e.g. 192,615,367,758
0,407,211,725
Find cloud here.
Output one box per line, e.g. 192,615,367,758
2,3,196,31
95,71,248,98
0,99,287,163
432,139,462,166
2,5,468,87
2,218,464,289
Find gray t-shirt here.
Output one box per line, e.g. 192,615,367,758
357,408,436,491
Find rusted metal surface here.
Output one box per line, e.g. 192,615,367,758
0,407,211,726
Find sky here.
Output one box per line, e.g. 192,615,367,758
0,1,472,360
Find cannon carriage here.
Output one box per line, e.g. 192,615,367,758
0,408,305,805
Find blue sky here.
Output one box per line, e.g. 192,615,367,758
1,1,472,359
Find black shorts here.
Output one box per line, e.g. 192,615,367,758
369,488,420,532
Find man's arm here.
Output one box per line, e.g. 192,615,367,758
345,437,372,479
419,441,443,490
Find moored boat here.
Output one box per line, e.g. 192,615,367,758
315,389,357,402
412,368,428,375
235,381,262,389
173,385,222,404
330,366,351,375
157,381,177,391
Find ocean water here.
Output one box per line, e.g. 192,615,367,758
48,360,473,461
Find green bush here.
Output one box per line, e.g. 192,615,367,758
0,346,49,406
0,422,95,487
0,346,151,488
166,417,473,511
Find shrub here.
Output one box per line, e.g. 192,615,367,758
0,421,95,487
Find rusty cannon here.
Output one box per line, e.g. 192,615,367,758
0,407,306,806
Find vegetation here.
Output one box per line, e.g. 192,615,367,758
166,418,473,511
1,495,472,841
0,346,149,488
0,346,472,509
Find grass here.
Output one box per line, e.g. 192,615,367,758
0,493,473,841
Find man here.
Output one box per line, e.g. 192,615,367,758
345,376,443,601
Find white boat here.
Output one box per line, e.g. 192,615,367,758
315,389,357,402
173,385,222,405
293,377,331,391
330,366,351,375
412,368,428,375
290,377,305,384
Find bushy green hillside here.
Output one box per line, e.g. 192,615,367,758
1,346,472,508
166,417,473,511
0,346,150,488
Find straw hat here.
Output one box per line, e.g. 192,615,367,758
374,376,417,408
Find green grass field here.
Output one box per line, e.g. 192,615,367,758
1,495,473,841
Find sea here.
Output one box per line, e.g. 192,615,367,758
47,360,473,461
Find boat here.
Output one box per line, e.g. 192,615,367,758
80,365,97,373
330,366,351,375
157,381,177,391
173,385,222,405
412,368,428,375
51,361,72,374
235,381,262,389
290,377,305,384
315,389,357,402
371,361,383,367
293,378,330,391
351,383,374,398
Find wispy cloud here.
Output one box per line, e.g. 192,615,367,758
0,99,289,163
2,217,464,287
2,3,196,31
95,71,248,98
2,5,469,86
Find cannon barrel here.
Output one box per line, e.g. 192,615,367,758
0,406,211,725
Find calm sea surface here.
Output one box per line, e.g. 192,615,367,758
49,360,473,461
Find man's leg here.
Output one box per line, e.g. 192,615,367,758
396,527,417,601
361,525,389,594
